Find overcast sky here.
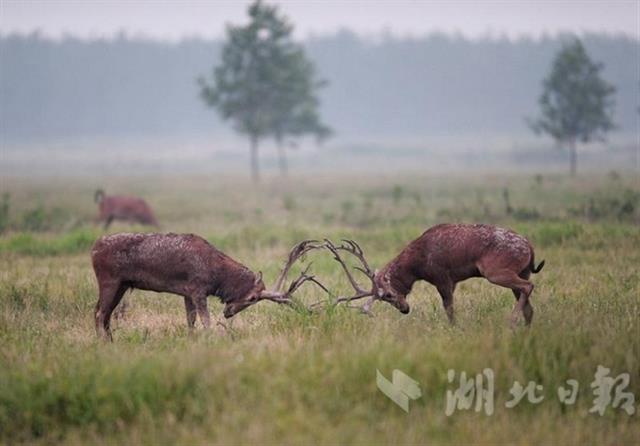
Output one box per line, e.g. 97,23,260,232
1,1,638,41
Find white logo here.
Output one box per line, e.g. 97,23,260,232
376,369,422,412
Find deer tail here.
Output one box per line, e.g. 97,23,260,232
529,249,545,274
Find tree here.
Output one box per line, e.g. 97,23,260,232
199,1,330,181
269,47,331,175
530,39,616,176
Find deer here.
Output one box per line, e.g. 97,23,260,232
324,223,545,327
94,189,159,229
91,233,325,340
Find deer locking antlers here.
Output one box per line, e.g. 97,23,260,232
322,239,379,315
93,223,544,341
258,239,330,307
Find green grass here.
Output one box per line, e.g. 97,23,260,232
0,172,638,445
0,228,100,256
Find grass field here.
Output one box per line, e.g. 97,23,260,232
1,172,638,445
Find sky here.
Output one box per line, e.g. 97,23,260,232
1,0,638,41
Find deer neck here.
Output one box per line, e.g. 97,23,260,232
212,261,256,303
383,255,418,296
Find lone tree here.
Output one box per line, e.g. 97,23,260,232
530,39,616,176
270,49,331,175
199,1,331,181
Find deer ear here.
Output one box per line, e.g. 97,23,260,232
255,271,263,284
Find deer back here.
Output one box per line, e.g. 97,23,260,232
385,224,533,286
91,233,256,301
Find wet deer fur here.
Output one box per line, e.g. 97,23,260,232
91,233,322,340
329,223,544,326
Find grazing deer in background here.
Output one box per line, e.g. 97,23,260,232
94,189,158,229
325,224,544,326
91,233,325,340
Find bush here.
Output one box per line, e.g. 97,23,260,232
18,205,75,232
0,193,9,234
391,185,404,204
283,195,297,212
568,188,640,222
20,206,49,231
511,207,541,221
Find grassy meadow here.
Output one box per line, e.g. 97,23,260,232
0,172,638,445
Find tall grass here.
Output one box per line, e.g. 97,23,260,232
0,173,638,444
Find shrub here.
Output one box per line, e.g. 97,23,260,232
511,207,541,221
20,206,49,231
18,205,74,232
391,185,404,204
0,193,9,234
568,189,640,222
283,195,296,212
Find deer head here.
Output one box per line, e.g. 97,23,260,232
94,188,105,204
373,268,410,314
221,271,267,318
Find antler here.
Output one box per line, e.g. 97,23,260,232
324,238,375,305
260,240,329,307
261,264,329,304
271,240,323,293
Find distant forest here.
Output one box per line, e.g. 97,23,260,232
1,31,638,143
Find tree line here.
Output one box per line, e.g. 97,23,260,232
1,1,637,179
201,2,619,178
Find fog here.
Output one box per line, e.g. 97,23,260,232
1,1,638,175
3,1,637,40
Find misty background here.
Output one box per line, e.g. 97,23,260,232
1,1,639,175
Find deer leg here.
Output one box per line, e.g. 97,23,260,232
511,294,529,328
193,295,210,329
517,269,534,326
482,269,533,328
522,300,534,326
95,282,117,340
436,281,456,324
95,281,127,341
113,297,128,320
103,215,114,230
512,289,534,326
183,296,197,329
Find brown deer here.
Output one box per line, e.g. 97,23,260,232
94,189,158,229
91,233,325,340
325,224,544,326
